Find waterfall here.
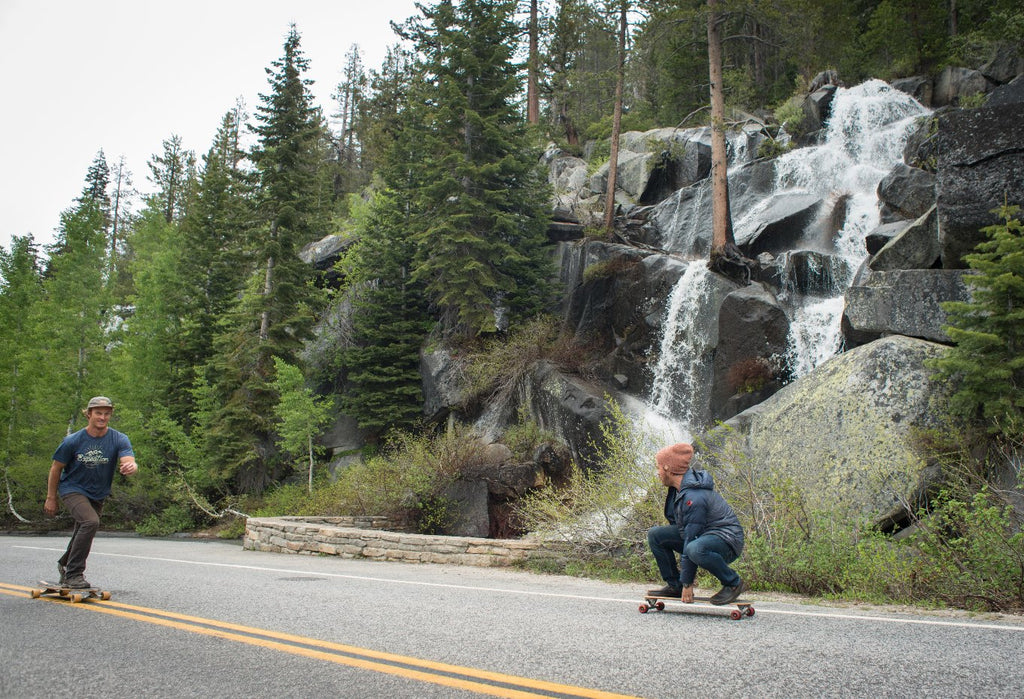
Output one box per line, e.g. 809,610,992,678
774,80,928,377
640,80,928,438
648,262,716,430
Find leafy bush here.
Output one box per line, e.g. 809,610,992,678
136,504,196,537
909,488,1024,611
502,405,558,462
581,257,639,285
514,399,662,557
461,315,596,409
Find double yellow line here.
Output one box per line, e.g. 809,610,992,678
1,583,640,699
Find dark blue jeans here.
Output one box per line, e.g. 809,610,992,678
647,525,741,588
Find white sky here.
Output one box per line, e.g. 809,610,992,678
0,0,421,252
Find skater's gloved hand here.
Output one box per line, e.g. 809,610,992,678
680,585,694,603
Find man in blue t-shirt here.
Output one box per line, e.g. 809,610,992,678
45,396,138,588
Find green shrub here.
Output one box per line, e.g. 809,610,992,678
514,398,662,557
581,257,639,285
503,405,558,461
909,487,1024,612
136,504,195,537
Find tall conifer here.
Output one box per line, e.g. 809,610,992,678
404,0,553,338
204,26,329,494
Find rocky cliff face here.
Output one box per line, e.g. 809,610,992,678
304,62,1024,536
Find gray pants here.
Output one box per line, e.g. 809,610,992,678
58,493,104,580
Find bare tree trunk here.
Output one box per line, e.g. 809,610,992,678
603,1,628,234
527,0,540,124
259,223,276,343
707,0,752,283
707,0,734,254
307,433,314,493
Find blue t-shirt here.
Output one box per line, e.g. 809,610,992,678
52,428,134,501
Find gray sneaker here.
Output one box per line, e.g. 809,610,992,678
710,579,746,605
65,576,92,589
646,584,682,598
58,562,67,584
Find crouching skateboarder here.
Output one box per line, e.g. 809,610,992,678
646,442,746,605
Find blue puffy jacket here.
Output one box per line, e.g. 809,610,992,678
665,468,745,584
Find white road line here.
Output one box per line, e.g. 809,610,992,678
14,544,1024,632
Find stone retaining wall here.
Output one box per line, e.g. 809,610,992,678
243,516,567,567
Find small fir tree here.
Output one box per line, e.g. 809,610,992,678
930,205,1024,435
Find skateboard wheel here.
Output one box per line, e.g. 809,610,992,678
655,601,665,611
745,607,755,617
31,589,42,598
100,591,111,601
730,609,742,620
639,604,649,613
70,593,84,603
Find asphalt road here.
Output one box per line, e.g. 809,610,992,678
2,534,1022,698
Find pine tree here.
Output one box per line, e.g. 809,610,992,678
37,167,115,432
204,26,330,494
148,135,195,224
340,190,432,435
355,45,415,176
404,0,554,338
168,104,254,424
0,236,46,520
930,206,1024,436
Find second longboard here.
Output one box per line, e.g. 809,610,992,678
639,594,755,620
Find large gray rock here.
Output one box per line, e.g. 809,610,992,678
932,66,990,107
985,74,1024,107
711,283,790,421
735,192,824,257
590,150,655,201
703,335,950,521
420,347,467,421
869,206,940,271
641,158,776,256
877,164,936,221
892,75,934,107
936,101,1024,267
520,361,612,469
979,43,1024,85
844,269,971,342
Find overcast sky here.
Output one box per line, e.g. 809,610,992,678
0,0,421,252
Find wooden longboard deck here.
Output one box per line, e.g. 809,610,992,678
31,581,111,603
640,594,755,619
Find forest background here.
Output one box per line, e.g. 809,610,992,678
2,0,1022,608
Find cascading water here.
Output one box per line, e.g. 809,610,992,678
773,80,929,377
648,262,716,428
645,80,928,437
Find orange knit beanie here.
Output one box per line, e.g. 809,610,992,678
655,443,694,475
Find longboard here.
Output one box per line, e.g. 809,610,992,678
639,594,755,620
30,580,111,603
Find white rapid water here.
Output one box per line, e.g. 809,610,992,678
774,80,928,378
645,80,928,437
647,262,716,430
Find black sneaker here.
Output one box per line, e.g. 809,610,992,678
65,576,92,589
710,580,746,605
646,584,682,598
58,562,67,584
